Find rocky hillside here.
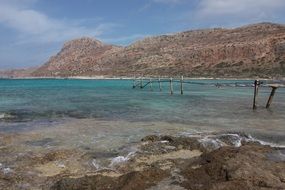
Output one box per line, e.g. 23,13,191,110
0,67,37,78
32,23,285,78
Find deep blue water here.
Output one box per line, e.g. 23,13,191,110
0,79,284,140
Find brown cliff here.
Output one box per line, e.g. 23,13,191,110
32,22,285,78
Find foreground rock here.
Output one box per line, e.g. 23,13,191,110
45,135,285,190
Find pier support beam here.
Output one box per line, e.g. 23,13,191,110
180,76,184,95
253,80,260,110
133,78,136,88
158,77,162,91
170,78,173,95
266,86,277,109
140,78,143,88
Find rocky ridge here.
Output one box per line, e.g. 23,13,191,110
32,22,285,78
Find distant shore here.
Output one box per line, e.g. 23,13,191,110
1,76,284,81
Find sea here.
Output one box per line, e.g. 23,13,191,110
0,78,285,158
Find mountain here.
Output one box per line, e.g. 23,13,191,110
0,67,37,78
23,23,285,78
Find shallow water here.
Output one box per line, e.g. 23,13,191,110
0,79,285,189
0,79,285,152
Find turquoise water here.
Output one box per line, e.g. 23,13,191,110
0,79,285,143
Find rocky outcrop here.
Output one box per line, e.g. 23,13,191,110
1,132,285,189
33,37,122,77
31,22,285,78
46,135,285,190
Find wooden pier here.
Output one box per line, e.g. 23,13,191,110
133,77,187,95
133,77,284,109
252,80,285,109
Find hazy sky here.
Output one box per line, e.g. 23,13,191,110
1,0,285,69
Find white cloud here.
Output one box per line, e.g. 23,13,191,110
0,0,119,44
196,0,285,22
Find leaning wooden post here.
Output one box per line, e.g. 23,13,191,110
170,77,173,95
140,78,143,88
253,80,259,109
180,76,184,95
266,86,277,109
158,77,162,91
133,77,136,88
149,79,153,91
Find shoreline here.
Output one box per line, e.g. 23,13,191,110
1,76,284,81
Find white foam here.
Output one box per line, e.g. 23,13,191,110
109,152,136,167
55,162,65,168
218,134,243,147
0,113,5,119
2,168,12,174
199,136,223,150
180,132,285,149
246,135,285,148
92,159,100,170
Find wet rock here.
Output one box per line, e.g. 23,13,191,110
25,138,58,147
160,136,174,143
141,135,160,142
48,167,168,190
181,145,285,190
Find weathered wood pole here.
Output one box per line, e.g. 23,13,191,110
140,78,143,88
266,86,277,109
149,79,153,91
158,77,162,91
170,77,173,95
253,80,259,109
133,78,136,88
180,76,184,95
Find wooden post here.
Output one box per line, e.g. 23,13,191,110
158,77,162,91
133,77,136,88
266,86,277,108
180,76,184,95
253,80,259,109
170,77,173,95
149,79,153,91
140,78,143,88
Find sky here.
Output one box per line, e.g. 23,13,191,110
0,0,285,69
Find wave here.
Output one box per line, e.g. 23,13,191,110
180,132,285,149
